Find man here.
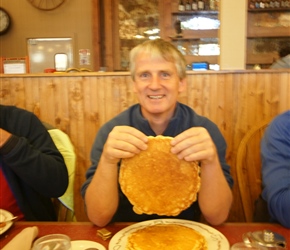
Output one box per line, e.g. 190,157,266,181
261,110,290,228
81,39,233,227
270,45,290,69
0,105,68,221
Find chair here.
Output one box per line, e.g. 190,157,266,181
236,119,270,222
43,122,77,221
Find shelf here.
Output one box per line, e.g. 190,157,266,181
170,8,219,66
169,37,200,41
172,11,219,16
170,29,219,39
184,55,218,64
246,54,276,65
247,11,290,38
247,27,290,38
248,8,290,12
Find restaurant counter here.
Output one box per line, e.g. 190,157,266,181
1,221,289,249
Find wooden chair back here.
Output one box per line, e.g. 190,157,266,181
52,198,76,222
236,119,270,222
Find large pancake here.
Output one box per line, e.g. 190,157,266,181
119,135,200,216
125,224,207,250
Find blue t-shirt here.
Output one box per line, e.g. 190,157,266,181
81,102,233,222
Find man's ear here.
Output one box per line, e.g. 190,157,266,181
133,81,137,93
178,78,187,93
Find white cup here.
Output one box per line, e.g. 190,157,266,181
32,234,71,250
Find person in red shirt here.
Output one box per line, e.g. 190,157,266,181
0,105,68,221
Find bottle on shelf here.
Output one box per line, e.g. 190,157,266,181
249,0,255,8
260,0,265,8
280,0,286,7
209,0,215,10
185,0,192,10
192,0,198,10
198,0,205,10
269,0,275,7
274,0,280,7
174,19,183,37
215,0,219,10
178,0,185,11
204,0,210,10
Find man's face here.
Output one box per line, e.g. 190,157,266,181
133,52,186,120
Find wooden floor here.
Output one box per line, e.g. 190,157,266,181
1,69,289,222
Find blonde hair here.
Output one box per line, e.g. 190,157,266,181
129,39,187,80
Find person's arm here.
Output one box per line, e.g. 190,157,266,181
261,114,290,228
0,109,68,197
83,126,148,227
171,127,233,225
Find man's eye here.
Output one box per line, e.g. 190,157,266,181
161,72,170,78
140,72,150,78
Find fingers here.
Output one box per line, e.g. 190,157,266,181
102,126,148,164
171,127,217,164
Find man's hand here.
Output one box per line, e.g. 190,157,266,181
171,127,218,165
102,126,148,165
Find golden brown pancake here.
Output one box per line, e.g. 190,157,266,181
119,135,200,216
125,224,207,250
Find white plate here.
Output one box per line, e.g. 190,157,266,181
109,219,230,250
71,240,106,250
0,209,14,235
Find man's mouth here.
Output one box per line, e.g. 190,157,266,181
148,95,163,99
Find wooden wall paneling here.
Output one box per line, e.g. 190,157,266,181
279,73,290,111
97,75,107,122
265,73,280,117
183,73,205,116
1,71,290,222
4,77,25,109
40,78,56,122
25,78,39,116
231,73,247,222
69,77,88,221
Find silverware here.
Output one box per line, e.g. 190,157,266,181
0,216,18,224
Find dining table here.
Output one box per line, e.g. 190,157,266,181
0,221,289,249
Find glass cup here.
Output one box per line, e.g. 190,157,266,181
32,234,71,250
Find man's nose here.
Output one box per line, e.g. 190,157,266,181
149,75,161,88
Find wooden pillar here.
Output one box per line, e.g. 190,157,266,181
219,0,247,69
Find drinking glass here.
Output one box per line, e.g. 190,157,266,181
32,234,71,250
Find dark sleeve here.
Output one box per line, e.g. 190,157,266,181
0,106,68,197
